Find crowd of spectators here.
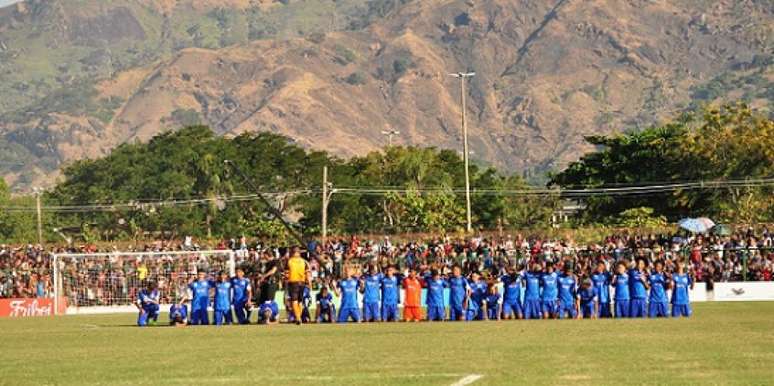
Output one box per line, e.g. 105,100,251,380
0,226,772,307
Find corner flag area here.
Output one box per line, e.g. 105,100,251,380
1,302,773,385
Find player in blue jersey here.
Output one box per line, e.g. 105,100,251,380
230,268,252,324
648,261,669,318
315,286,335,323
483,283,501,320
188,271,214,325
425,270,447,322
361,267,383,322
591,262,612,318
500,266,523,320
447,265,469,321
213,271,233,326
612,262,631,318
522,263,543,319
169,302,188,326
578,279,597,319
381,266,400,322
466,272,487,321
670,262,693,317
136,282,160,327
557,266,578,319
258,300,279,324
540,263,559,319
628,259,649,318
335,268,361,323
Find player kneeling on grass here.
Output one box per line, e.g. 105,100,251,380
424,270,447,322
501,266,523,320
482,283,501,321
648,261,669,318
557,266,578,319
361,266,383,322
169,302,188,326
335,268,362,323
447,265,469,321
258,300,279,325
670,262,693,318
381,266,400,322
214,271,234,326
316,286,335,323
578,279,597,319
136,282,160,327
522,264,543,320
613,262,630,318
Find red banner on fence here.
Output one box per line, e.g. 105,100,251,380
0,297,67,317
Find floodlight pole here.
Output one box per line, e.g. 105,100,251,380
449,72,475,233
223,160,305,246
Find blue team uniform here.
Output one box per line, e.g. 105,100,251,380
189,279,213,325
591,271,612,318
523,271,543,319
213,281,233,325
258,301,279,323
381,276,400,321
484,291,501,320
557,275,577,319
540,271,559,315
316,292,335,323
447,276,469,321
578,287,597,318
466,280,487,321
136,289,160,326
425,277,447,321
613,272,630,318
648,273,669,317
362,273,383,321
501,274,523,318
168,304,188,325
230,277,252,324
629,269,648,318
671,274,692,317
338,278,361,322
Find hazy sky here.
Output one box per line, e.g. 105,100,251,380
0,0,21,8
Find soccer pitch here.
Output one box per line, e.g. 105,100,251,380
1,303,773,386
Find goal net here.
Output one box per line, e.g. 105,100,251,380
52,250,235,313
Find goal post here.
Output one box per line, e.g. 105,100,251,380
51,250,236,315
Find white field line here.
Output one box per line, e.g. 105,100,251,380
450,374,484,386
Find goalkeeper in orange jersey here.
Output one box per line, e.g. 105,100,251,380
402,268,423,322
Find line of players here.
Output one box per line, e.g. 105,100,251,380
134,258,694,326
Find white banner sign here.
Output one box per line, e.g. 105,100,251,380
713,282,774,301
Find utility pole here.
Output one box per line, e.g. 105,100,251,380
381,129,400,147
34,187,43,244
322,166,328,245
448,72,475,233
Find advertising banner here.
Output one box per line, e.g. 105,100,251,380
0,297,67,317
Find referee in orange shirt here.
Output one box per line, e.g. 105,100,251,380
285,247,310,325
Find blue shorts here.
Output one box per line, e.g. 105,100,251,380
541,300,558,315
558,303,577,319
581,303,595,318
137,304,159,326
598,302,612,318
382,304,398,321
449,304,465,321
213,309,233,325
258,301,279,323
427,305,445,321
318,305,335,323
648,302,669,318
629,298,647,318
363,302,381,321
190,308,209,325
672,304,691,318
615,300,630,318
338,307,361,323
523,299,542,319
502,301,523,318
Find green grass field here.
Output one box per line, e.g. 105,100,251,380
1,302,773,385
